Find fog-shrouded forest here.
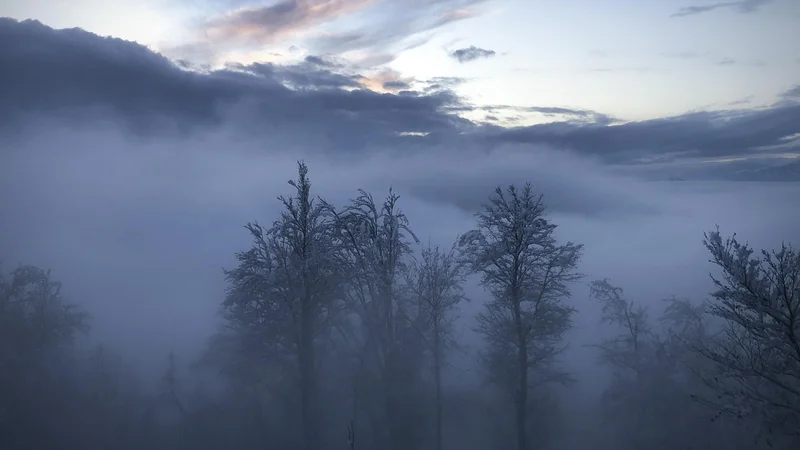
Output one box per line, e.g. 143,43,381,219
2,160,798,450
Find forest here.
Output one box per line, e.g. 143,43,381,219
1,161,798,450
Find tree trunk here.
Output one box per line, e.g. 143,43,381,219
433,320,443,450
385,338,408,450
299,310,316,450
514,298,528,450
515,374,527,450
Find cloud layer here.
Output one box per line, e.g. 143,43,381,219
1,18,799,176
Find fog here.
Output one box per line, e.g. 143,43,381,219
3,117,799,449
4,122,796,362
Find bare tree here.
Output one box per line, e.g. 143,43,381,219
458,184,583,450
217,162,342,450
692,229,800,445
406,240,467,450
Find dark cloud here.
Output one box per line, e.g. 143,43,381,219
0,18,468,150
728,95,754,106
457,105,617,126
231,60,364,89
670,0,774,17
781,84,800,101
522,107,616,124
716,57,736,66
479,104,800,164
383,80,411,90
304,54,343,68
693,157,800,181
622,149,800,182
449,45,496,63
421,76,468,92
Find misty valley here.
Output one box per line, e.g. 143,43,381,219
1,162,798,450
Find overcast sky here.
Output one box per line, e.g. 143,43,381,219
0,0,798,382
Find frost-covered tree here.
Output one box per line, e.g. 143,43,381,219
326,189,425,450
0,265,89,356
590,279,651,378
590,279,682,449
590,278,760,450
213,162,343,450
459,184,583,450
405,240,467,450
692,229,800,445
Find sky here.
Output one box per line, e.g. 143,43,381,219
0,0,799,383
3,0,799,123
